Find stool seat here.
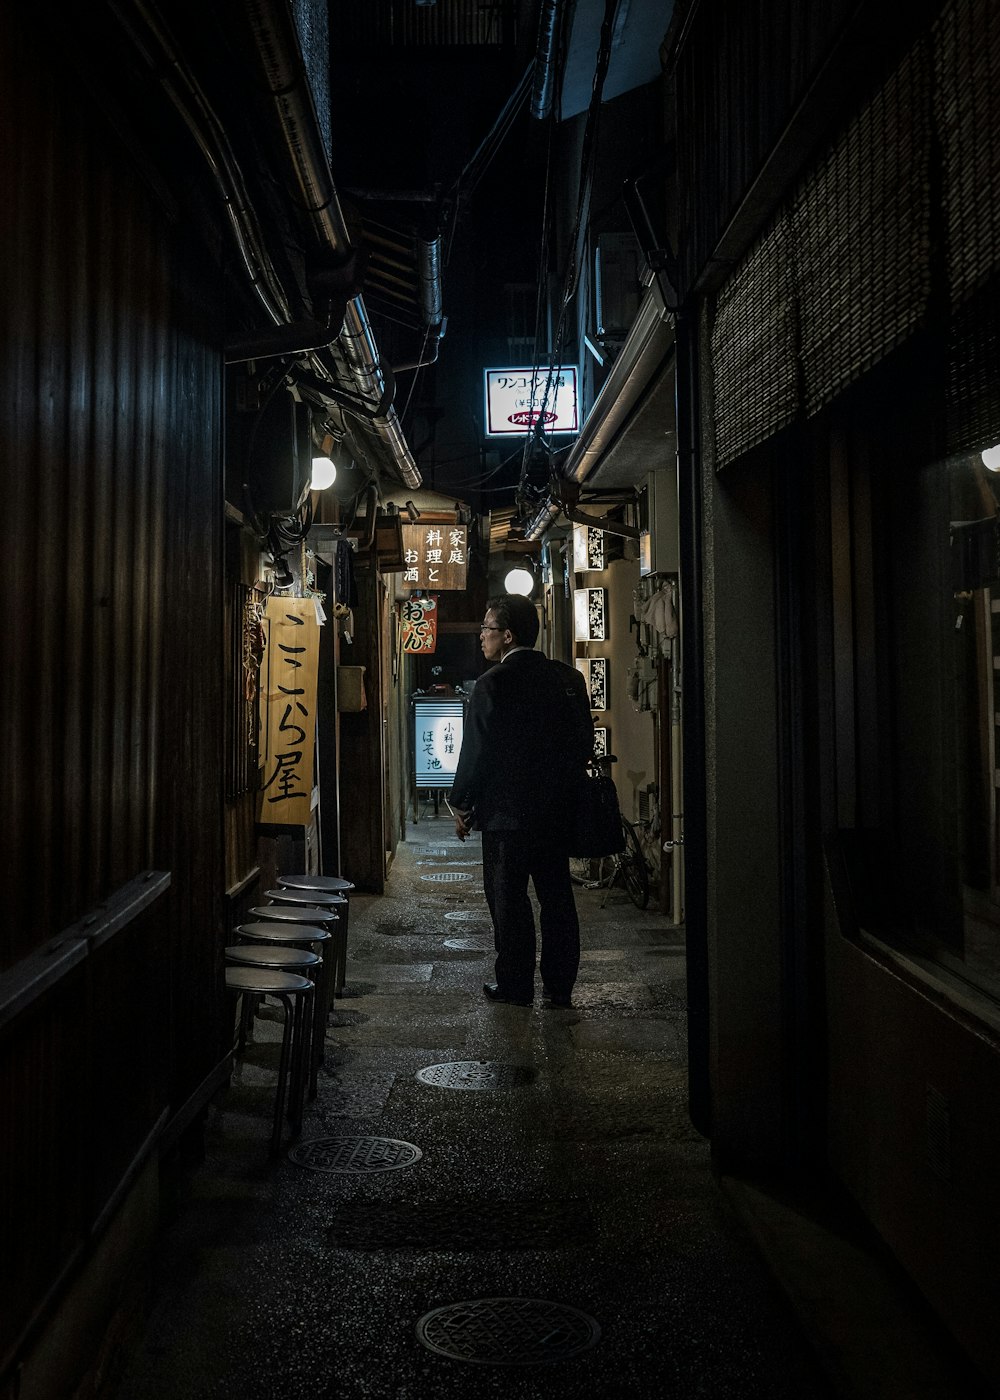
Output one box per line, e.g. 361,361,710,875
225,945,320,971
236,922,331,943
248,905,338,925
225,966,313,995
278,874,354,893
263,888,347,907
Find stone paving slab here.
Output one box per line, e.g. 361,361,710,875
108,816,834,1400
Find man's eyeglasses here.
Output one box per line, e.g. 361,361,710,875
479,624,503,633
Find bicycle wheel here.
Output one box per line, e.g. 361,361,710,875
618,818,650,909
569,855,595,885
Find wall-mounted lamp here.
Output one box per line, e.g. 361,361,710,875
982,444,1000,473
572,523,605,572
311,455,337,490
272,555,294,589
574,587,607,640
504,559,535,596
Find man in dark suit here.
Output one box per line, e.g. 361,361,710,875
450,594,594,1008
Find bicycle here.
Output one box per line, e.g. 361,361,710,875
569,756,651,910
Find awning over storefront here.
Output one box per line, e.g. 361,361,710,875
526,275,675,539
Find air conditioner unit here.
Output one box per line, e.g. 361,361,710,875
638,469,679,577
228,376,312,517
594,232,643,340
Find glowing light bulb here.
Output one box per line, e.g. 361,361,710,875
311,456,337,490
982,445,1000,474
504,565,534,596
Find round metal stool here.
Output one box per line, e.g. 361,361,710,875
263,889,349,993
277,875,354,894
247,906,341,1009
236,921,335,1034
275,875,355,994
224,965,313,1156
225,945,324,1099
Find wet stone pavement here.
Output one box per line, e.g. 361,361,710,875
109,817,831,1400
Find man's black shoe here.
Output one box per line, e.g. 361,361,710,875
482,983,532,1007
543,990,573,1009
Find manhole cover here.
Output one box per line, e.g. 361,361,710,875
444,911,488,922
329,1197,595,1251
288,1136,422,1173
443,937,489,951
415,1297,601,1365
421,871,473,883
416,1061,536,1090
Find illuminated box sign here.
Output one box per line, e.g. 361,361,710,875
484,366,579,436
396,524,468,590
414,699,464,786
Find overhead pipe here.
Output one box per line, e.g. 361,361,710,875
393,235,446,373
530,0,563,120
113,0,292,329
244,0,422,489
417,236,443,327
524,277,675,539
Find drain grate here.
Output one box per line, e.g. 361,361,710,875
421,871,473,883
328,1197,595,1251
444,910,488,922
415,1297,601,1366
416,1061,536,1090
443,937,490,951
288,1136,422,1173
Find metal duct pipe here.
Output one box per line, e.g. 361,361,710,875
115,0,292,329
530,0,563,120
392,236,445,372
417,236,443,327
245,0,421,489
245,0,353,256
524,279,674,539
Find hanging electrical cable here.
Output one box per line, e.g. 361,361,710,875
515,0,622,518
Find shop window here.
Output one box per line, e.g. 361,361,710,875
833,428,1000,1002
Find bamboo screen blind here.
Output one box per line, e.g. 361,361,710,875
711,0,1000,468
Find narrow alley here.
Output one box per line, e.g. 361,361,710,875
105,818,968,1400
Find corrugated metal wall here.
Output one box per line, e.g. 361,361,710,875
1,5,226,1374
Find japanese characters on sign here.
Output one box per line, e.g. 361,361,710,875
413,698,464,787
401,595,438,653
574,587,607,641
258,597,320,825
397,524,468,591
576,656,608,712
484,365,579,436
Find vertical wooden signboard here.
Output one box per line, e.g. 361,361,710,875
259,597,320,824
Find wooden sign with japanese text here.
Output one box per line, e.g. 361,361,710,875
401,595,438,653
397,523,468,590
258,597,320,824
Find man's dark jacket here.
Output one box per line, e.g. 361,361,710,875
450,650,593,833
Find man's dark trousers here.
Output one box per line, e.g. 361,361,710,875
481,829,579,1003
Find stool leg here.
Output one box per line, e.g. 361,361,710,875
335,905,349,994
287,984,312,1136
270,992,294,1156
308,958,324,1099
